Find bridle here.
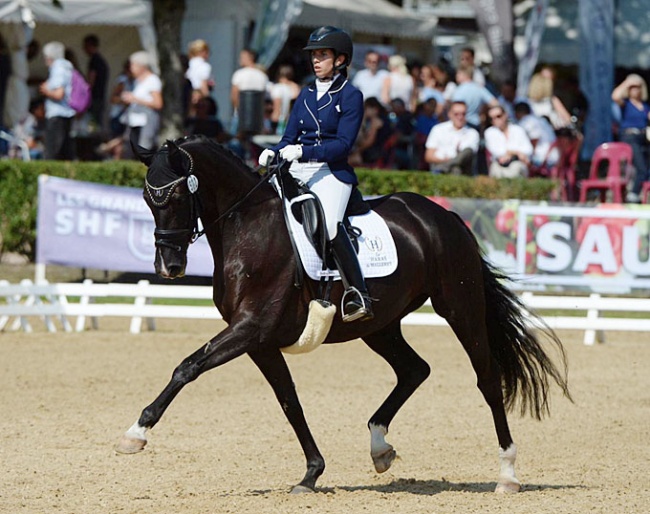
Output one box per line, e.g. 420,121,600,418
145,144,279,252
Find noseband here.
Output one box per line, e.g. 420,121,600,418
145,143,277,252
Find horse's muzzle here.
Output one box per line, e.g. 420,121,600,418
155,248,187,279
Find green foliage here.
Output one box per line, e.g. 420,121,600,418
0,160,557,260
0,160,146,259
356,168,557,200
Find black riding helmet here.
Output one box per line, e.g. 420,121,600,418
303,26,353,75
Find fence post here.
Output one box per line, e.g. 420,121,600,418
584,293,605,345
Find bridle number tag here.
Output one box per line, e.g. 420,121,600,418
187,174,199,194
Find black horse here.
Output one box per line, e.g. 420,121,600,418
116,135,571,494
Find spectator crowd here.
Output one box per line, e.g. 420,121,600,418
2,33,649,202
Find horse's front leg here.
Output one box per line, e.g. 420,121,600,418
116,324,255,454
248,348,325,493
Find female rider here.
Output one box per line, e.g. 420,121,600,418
258,26,373,322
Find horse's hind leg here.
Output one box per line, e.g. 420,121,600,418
362,321,431,473
436,292,520,493
248,348,325,493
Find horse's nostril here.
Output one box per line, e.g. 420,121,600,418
166,265,184,278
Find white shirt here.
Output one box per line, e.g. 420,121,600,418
352,68,389,100
231,66,268,91
128,72,162,127
131,73,162,104
484,124,533,160
518,114,558,165
425,120,480,160
185,56,212,90
385,71,413,107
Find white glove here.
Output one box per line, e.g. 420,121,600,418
258,149,275,166
279,144,303,162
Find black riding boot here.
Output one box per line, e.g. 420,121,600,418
330,223,374,322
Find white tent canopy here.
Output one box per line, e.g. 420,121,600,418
0,0,156,127
295,0,436,40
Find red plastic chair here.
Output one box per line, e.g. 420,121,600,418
579,142,633,203
550,134,582,202
641,182,650,204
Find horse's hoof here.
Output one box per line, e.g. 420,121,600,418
290,485,315,494
495,480,521,493
372,448,397,473
115,435,147,454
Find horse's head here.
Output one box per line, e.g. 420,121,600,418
138,139,199,279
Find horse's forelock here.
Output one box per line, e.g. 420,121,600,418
145,146,183,188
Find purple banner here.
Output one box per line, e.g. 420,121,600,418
36,175,214,276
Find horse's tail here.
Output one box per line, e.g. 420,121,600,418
481,258,572,420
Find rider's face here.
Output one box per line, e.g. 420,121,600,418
311,49,341,80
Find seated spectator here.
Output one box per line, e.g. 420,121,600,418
514,101,558,173
485,105,533,178
424,100,479,175
414,98,439,170
10,98,46,159
388,98,415,169
498,79,528,122
186,96,224,140
349,97,392,167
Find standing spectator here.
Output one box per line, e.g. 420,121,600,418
120,51,162,155
97,60,133,160
230,48,269,133
424,100,479,175
451,66,498,129
349,97,392,167
0,33,11,131
269,64,300,135
416,64,445,118
611,74,650,202
485,104,533,178
82,34,109,129
381,54,414,111
39,41,76,160
514,101,558,172
352,50,389,101
185,39,214,117
458,47,486,87
432,62,456,104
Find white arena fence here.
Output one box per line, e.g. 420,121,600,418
2,279,650,345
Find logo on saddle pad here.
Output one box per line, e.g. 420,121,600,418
365,236,383,252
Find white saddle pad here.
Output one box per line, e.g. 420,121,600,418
285,201,398,282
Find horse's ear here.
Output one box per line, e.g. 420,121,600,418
167,140,186,173
130,133,155,166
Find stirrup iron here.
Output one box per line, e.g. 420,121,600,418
341,286,373,322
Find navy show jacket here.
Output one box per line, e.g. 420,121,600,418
271,74,364,185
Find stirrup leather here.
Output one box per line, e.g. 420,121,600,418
341,287,373,322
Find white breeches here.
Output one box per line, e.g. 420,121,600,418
289,162,352,240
